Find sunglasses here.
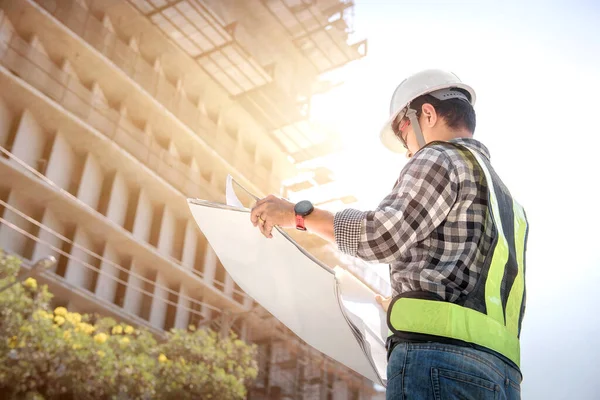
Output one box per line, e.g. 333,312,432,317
391,113,410,149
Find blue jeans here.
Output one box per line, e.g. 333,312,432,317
386,342,522,400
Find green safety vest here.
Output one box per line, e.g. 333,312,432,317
387,142,528,368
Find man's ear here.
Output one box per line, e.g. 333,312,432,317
421,103,437,128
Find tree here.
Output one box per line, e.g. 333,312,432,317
0,250,258,400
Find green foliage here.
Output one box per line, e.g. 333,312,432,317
0,251,258,400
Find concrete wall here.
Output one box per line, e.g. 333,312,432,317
31,207,65,273
149,271,168,330
45,133,77,192
64,227,97,291
95,243,121,303
76,152,103,211
105,171,129,227
10,110,47,174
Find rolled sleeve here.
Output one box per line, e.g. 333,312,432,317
334,208,366,257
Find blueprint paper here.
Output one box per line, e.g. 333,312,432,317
187,177,387,385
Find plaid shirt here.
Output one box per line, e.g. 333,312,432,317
334,138,494,302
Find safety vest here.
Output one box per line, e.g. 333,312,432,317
387,142,528,368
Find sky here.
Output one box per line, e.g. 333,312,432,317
309,1,600,398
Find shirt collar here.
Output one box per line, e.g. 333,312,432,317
449,138,491,160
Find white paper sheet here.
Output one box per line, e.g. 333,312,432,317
187,177,387,385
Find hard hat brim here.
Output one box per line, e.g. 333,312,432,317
379,82,476,154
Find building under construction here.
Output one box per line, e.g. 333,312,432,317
0,0,385,398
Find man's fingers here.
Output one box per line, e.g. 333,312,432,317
264,221,274,239
258,218,270,238
250,203,266,226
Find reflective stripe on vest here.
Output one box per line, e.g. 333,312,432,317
387,144,528,367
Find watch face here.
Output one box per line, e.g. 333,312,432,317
295,200,314,216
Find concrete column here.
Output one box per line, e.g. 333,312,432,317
31,207,65,274
200,303,212,322
45,133,77,192
95,243,120,304
64,227,96,291
239,320,250,342
0,11,15,47
332,380,349,400
105,172,129,227
0,95,13,148
76,153,103,211
224,272,234,298
174,284,190,329
203,246,217,286
157,205,175,259
131,189,152,243
149,271,169,330
10,110,47,174
243,293,253,309
123,260,145,317
181,220,198,270
0,191,38,258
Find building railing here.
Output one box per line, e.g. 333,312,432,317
0,144,250,305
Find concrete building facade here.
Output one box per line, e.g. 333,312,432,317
0,0,382,398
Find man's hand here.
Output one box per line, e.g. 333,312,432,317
250,195,295,238
375,294,392,313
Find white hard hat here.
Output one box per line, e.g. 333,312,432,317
380,69,476,154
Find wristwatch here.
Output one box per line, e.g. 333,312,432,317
294,200,314,231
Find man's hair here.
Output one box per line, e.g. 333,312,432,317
409,90,476,133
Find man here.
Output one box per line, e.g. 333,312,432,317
250,69,527,399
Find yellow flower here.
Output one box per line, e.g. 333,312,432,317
63,330,72,340
111,325,123,335
35,310,53,320
124,325,134,334
72,344,82,350
54,316,65,326
94,333,108,344
54,307,67,316
76,322,95,335
188,324,196,332
7,336,18,349
158,354,168,363
65,312,82,325
20,325,33,334
119,337,130,346
23,277,37,290
96,350,105,358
